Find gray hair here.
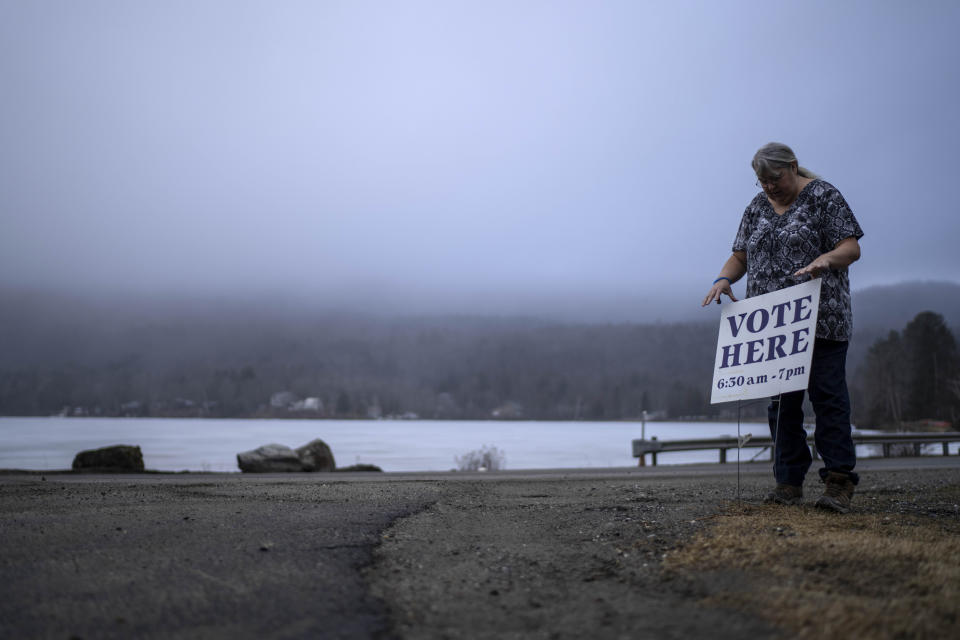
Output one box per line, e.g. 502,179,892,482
752,142,818,179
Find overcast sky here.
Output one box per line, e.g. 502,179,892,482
2,1,958,321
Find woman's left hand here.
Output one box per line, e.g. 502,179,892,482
794,255,832,279
794,237,861,279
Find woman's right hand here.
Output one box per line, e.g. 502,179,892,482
702,279,738,306
702,253,746,306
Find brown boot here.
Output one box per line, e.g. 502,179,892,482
816,471,855,514
764,483,803,505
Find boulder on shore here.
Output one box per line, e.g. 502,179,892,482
236,444,303,473
72,445,145,472
296,439,336,472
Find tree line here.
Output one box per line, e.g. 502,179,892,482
0,315,724,421
1,298,957,428
851,311,960,428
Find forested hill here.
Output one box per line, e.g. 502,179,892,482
852,281,960,330
0,281,957,421
847,280,960,376
0,300,719,420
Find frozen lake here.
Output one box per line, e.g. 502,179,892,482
0,417,908,472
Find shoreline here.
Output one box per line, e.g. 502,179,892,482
2,451,957,476
6,416,938,474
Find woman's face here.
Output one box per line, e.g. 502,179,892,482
757,163,799,204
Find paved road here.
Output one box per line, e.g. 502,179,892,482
0,475,444,639
1,457,957,639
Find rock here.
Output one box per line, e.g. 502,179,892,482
72,445,145,472
296,439,336,472
335,464,383,473
236,444,303,473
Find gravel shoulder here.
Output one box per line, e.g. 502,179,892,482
1,459,958,639
366,473,779,639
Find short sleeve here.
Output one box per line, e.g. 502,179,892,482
732,204,755,253
820,185,864,248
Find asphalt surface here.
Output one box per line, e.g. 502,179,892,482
1,456,957,639
0,475,443,639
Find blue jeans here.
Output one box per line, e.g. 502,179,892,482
767,338,859,487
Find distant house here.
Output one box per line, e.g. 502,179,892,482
491,401,524,419
119,400,144,417
270,391,299,409
291,397,323,412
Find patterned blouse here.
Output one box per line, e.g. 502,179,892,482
732,179,864,341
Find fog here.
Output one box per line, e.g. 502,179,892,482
2,1,959,322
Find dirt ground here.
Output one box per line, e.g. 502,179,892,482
366,474,779,639
365,465,960,639
1,461,958,639
663,473,960,640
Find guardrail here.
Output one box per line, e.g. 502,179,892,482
631,431,960,466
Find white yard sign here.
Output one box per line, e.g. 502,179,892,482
710,279,822,404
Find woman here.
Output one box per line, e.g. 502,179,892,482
702,142,864,513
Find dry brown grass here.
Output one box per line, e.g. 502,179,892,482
663,488,960,639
